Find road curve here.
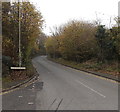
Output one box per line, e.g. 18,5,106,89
33,56,118,110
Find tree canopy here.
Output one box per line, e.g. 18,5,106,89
45,20,119,63
2,2,44,66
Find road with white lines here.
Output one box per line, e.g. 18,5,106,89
2,56,118,110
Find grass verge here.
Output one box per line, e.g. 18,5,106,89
2,61,36,89
49,57,119,77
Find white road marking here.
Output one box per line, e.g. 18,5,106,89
28,102,34,105
76,80,106,98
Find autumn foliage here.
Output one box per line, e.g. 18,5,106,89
45,20,119,64
2,2,43,66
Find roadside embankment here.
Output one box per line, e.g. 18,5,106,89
1,61,39,93
48,57,119,82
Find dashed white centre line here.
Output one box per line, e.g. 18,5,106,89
76,80,106,98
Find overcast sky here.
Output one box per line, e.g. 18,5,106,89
29,0,119,35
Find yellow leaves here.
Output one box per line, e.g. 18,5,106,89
2,2,44,63
45,20,97,60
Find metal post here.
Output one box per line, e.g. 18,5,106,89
18,0,22,67
118,2,120,28
11,0,26,70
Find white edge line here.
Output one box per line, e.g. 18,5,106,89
76,80,106,98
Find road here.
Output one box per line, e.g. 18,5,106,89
2,56,118,110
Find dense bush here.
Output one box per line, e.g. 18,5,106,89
45,20,119,64
45,20,97,62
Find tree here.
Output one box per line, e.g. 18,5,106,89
2,2,43,66
95,25,118,62
59,20,97,62
32,33,47,56
95,25,107,62
45,20,97,62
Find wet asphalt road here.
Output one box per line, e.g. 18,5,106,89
2,56,118,110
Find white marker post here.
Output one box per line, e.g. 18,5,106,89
11,0,26,70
